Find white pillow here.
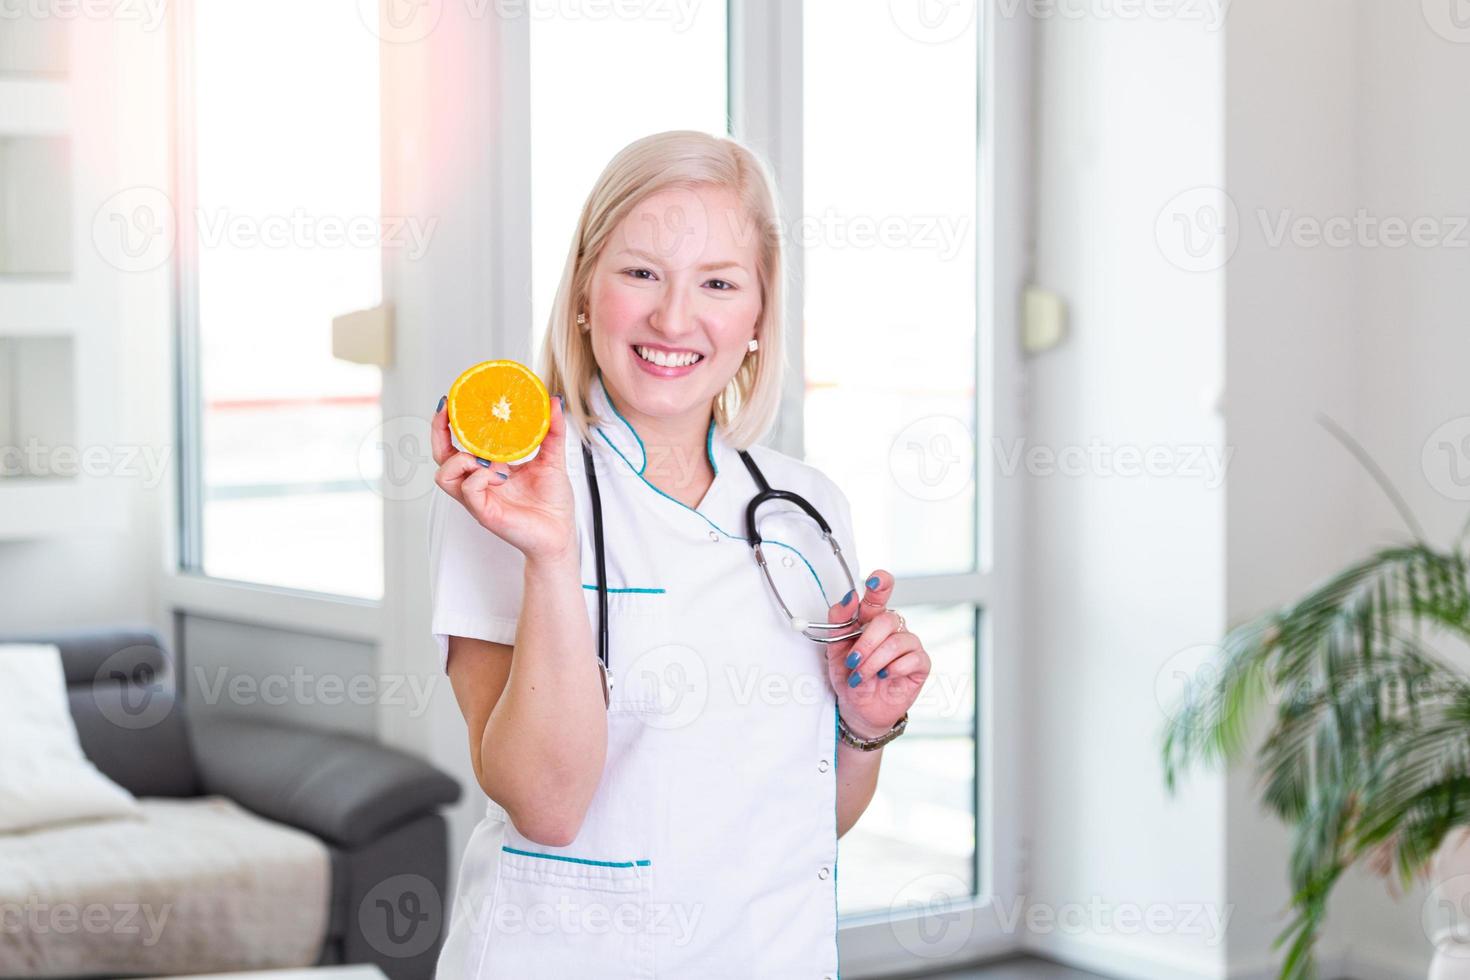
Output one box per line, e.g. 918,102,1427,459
0,643,142,834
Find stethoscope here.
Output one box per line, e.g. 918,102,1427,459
579,438,865,708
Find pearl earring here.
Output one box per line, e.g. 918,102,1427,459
747,338,759,353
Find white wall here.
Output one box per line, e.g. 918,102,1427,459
0,19,172,641
1026,6,1228,978
1030,1,1470,977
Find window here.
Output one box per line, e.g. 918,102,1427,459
803,0,982,916
528,2,731,344
178,2,384,599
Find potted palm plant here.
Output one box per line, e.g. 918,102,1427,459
1161,420,1470,980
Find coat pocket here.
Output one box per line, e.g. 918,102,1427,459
473,844,655,979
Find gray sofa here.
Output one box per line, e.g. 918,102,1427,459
1,626,462,980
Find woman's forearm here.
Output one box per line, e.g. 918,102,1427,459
835,740,884,837
478,551,608,846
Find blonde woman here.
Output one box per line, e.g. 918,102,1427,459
427,130,931,978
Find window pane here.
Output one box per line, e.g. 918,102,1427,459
189,4,383,599
529,3,729,344
803,1,978,578
837,603,977,915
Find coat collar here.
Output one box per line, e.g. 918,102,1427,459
586,370,733,485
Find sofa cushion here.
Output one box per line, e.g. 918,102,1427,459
0,796,331,977
0,644,142,834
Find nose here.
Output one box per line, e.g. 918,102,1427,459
649,285,698,339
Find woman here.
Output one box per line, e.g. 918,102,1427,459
426,130,931,978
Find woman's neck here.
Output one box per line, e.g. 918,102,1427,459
607,389,715,508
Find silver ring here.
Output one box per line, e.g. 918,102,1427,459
893,611,907,633
860,595,884,608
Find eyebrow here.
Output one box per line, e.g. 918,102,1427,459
618,247,748,274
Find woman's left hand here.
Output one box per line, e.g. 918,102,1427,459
824,570,930,741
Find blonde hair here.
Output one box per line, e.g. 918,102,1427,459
536,129,786,452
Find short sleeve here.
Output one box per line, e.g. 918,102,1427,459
427,488,527,672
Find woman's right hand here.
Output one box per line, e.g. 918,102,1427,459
431,392,578,565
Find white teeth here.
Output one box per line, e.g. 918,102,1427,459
635,345,703,368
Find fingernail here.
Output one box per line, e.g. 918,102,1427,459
845,650,861,669
847,672,862,688
877,667,889,679
494,470,508,480
553,394,563,408
866,575,881,590
841,589,854,606
476,458,491,467
436,395,446,413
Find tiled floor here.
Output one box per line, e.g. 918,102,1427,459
892,955,1115,979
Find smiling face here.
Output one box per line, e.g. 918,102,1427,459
586,182,763,428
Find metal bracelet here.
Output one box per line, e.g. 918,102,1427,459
837,710,908,751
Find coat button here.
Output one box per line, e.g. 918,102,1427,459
781,554,794,567
817,866,830,880
708,530,719,542
817,759,829,772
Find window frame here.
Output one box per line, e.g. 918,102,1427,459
728,0,1030,970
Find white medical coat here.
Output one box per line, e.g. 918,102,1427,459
428,372,859,979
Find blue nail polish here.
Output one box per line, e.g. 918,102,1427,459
476,457,491,467
877,667,889,679
845,650,861,669
494,470,508,480
847,672,862,688
436,395,446,413
866,576,881,590
553,394,562,407
841,589,854,606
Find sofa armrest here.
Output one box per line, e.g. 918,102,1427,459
190,716,462,848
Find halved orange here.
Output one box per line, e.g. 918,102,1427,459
446,359,551,463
